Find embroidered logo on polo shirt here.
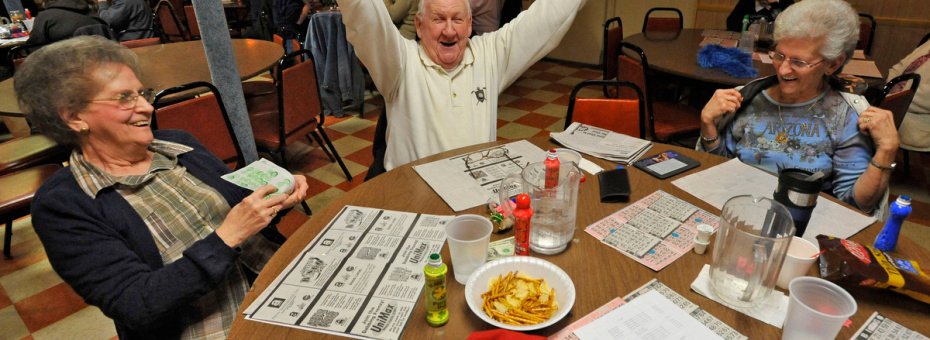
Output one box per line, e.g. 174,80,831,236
472,87,486,103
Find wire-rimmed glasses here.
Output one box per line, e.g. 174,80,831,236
462,147,519,179
89,88,156,110
768,51,824,71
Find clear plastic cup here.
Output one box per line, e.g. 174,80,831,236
776,236,819,290
445,214,492,284
782,277,857,340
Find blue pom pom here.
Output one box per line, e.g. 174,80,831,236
697,44,758,78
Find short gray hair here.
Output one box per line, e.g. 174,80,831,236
14,36,140,147
773,0,859,62
417,0,472,20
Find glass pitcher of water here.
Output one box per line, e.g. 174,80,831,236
498,161,581,255
709,195,795,307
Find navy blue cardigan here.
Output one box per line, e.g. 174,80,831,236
31,130,284,339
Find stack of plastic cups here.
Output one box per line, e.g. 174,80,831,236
693,224,714,254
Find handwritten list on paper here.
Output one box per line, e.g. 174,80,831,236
585,190,720,271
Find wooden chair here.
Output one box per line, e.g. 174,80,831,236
246,49,353,181
153,81,245,169
154,0,189,42
602,17,623,97
617,42,701,145
1,164,61,258
565,79,646,139
642,7,683,33
858,13,876,56
878,73,921,173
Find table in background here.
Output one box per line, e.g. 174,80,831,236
230,138,930,339
623,29,888,89
0,38,283,117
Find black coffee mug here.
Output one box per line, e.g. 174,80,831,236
773,169,824,237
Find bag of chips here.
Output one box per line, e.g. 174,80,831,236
817,235,930,304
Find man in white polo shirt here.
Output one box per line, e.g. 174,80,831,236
341,0,587,177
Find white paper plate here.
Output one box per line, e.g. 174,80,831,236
464,256,575,331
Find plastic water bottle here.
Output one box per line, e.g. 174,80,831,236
423,253,449,327
874,196,912,252
739,15,754,53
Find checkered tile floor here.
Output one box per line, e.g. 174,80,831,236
2,59,929,339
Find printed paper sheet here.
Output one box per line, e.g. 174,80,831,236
243,206,452,340
671,158,876,244
851,312,929,340
413,140,546,212
550,279,746,340
585,190,720,271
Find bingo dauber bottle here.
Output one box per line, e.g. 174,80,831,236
423,253,449,326
874,196,912,252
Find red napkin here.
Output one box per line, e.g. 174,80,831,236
467,329,546,340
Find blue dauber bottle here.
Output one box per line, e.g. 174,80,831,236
874,196,912,252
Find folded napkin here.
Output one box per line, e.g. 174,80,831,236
467,329,546,340
697,44,758,78
691,264,789,328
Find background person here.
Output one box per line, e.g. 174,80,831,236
470,0,502,35
886,39,930,157
15,36,309,339
726,0,792,32
383,0,418,40
96,0,154,41
341,0,587,178
700,0,896,214
26,0,104,45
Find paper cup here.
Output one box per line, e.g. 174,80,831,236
23,18,34,32
783,277,857,340
554,148,582,166
445,214,493,284
776,236,819,290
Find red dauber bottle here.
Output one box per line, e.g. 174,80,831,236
544,149,559,189
513,194,532,255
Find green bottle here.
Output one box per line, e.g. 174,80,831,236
423,253,449,327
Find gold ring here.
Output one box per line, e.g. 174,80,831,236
863,117,871,123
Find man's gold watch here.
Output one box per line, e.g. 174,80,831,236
869,159,896,171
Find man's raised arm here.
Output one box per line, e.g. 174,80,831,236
341,0,409,100
483,0,588,90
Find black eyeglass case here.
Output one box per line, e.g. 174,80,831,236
597,167,631,203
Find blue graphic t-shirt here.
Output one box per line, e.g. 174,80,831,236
713,89,872,210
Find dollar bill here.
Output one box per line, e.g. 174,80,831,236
486,237,515,262
221,158,295,194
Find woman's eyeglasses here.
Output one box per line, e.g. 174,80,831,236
89,88,156,110
768,51,824,70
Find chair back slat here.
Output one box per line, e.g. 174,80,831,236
154,82,244,169
857,13,876,55
880,90,916,130
279,51,323,142
184,5,200,38
603,17,623,86
643,7,683,33
155,0,188,41
565,79,646,139
574,98,642,137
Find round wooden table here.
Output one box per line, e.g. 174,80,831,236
623,29,888,90
0,38,283,117
230,138,930,340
